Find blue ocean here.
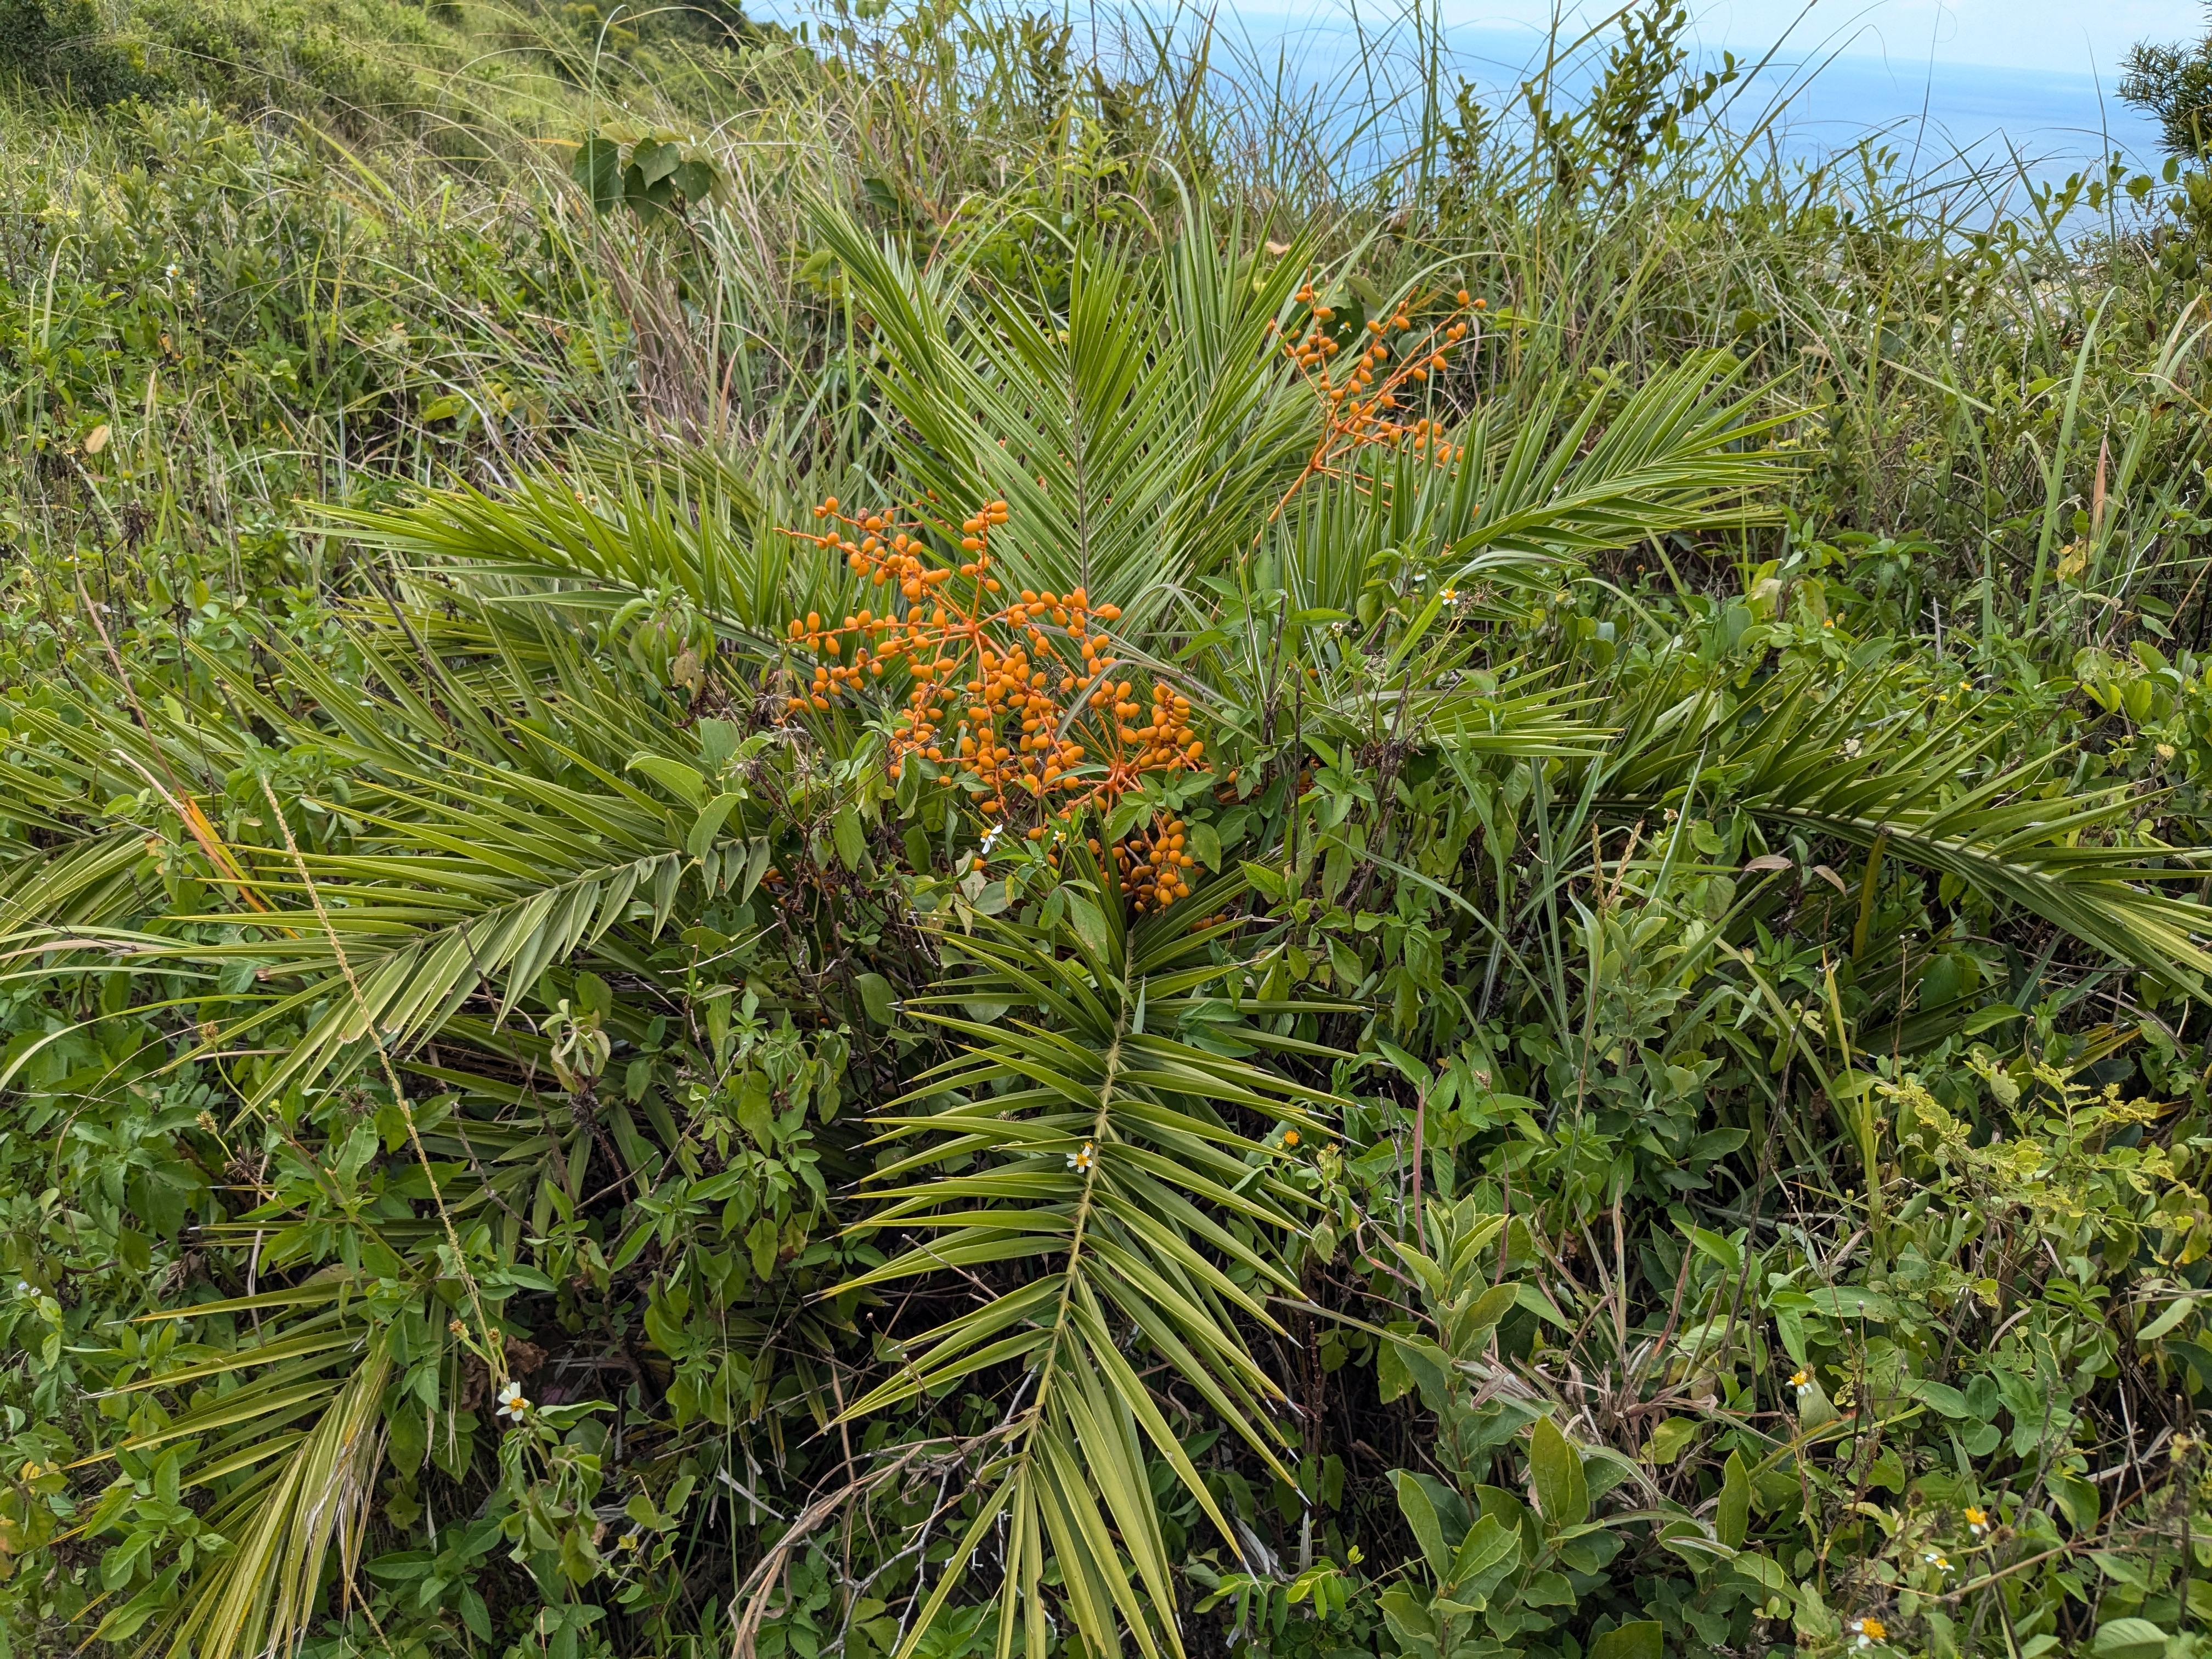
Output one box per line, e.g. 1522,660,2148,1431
761,0,2174,188
1155,7,2169,184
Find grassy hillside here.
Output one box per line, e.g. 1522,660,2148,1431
8,5,2212,1659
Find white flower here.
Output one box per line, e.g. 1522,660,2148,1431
1848,1617,1887,1648
1842,737,1862,758
1924,1551,1950,1572
979,823,1004,854
1789,1367,1813,1398
164,262,180,279
495,1380,529,1420
1065,1141,1096,1173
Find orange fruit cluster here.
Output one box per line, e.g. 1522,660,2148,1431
780,495,1213,873
1271,283,1484,512
1086,816,1197,915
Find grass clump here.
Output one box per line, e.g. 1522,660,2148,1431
10,5,2212,1659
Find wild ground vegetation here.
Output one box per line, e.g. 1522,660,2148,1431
11,3,2212,1657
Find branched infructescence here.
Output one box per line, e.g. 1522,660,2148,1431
776,281,1480,905
1272,281,1485,514
781,496,1210,894
1087,816,1199,915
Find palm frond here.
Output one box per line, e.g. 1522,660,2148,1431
1596,664,2212,989
67,1288,390,1659
834,867,1347,1659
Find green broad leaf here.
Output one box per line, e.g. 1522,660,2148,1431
735,1073,774,1144
2049,1469,2101,1534
1376,1584,1438,1650
2138,1295,2199,1343
1588,1621,1664,1659
572,135,622,209
1377,1323,1415,1403
1375,1039,1430,1089
1240,860,1289,901
1795,1374,1837,1429
1529,1416,1588,1528
1452,1282,1519,1351
609,1221,657,1273
1443,1514,1519,1595
1730,1550,1791,1596
1382,1332,1454,1410
1066,894,1110,963
833,805,867,870
628,753,706,808
671,159,718,202
1514,1282,1574,1329
1898,1377,1969,1417
856,972,897,1028
2092,1618,2171,1659
1519,1568,1576,1606
696,718,742,767
1390,1469,1452,1579
1105,795,1149,842
747,1215,779,1279
687,793,746,860
1686,1126,1749,1163
558,1520,600,1585
1774,1309,1808,1368
1802,1285,1897,1321
1642,1417,1699,1466
2167,1338,2212,1395
1186,820,1221,870
1716,1451,1751,1549
740,838,774,900
630,137,681,185
1684,1223,1740,1276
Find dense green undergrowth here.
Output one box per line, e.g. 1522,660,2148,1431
13,4,2212,1659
